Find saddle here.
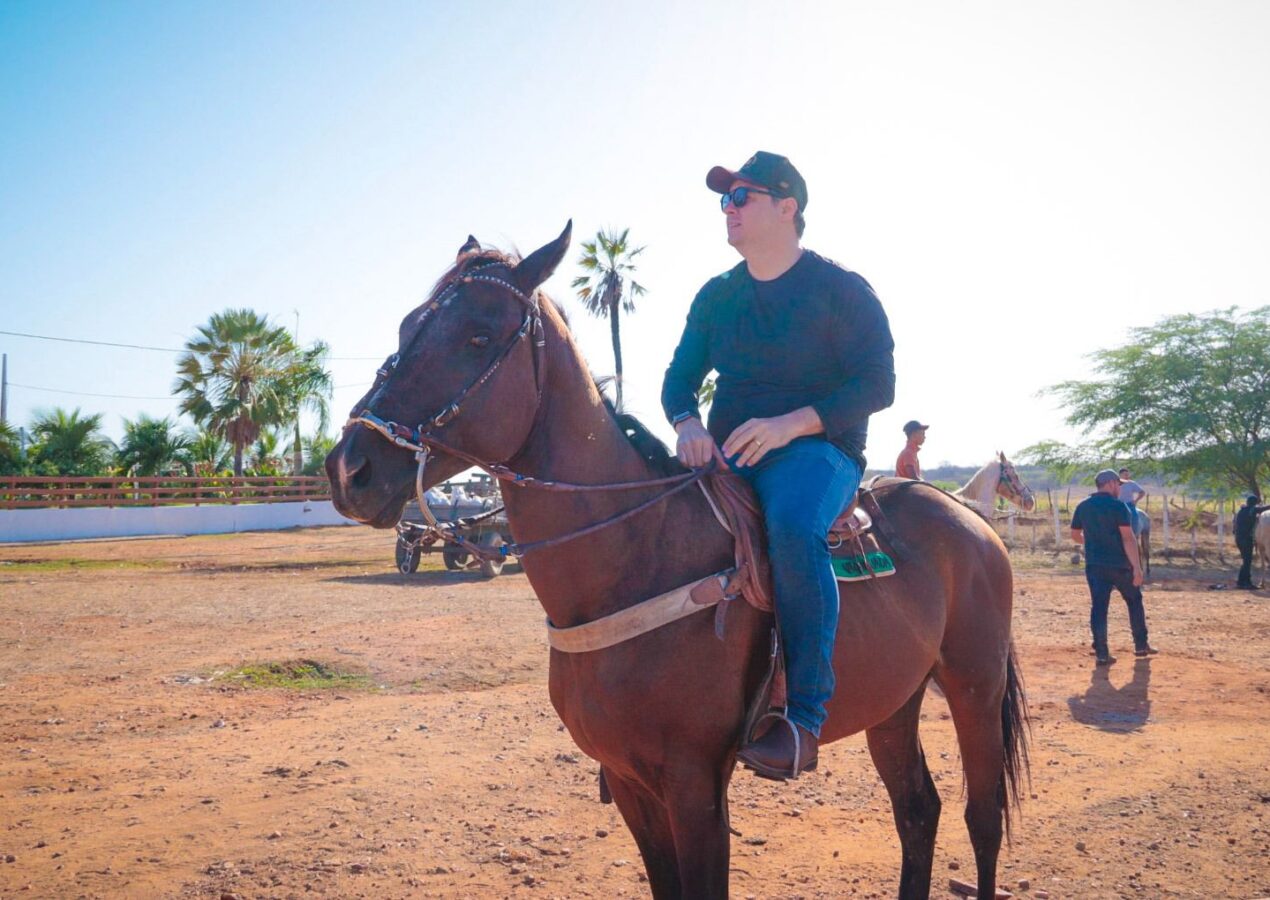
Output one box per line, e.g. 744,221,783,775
691,469,894,622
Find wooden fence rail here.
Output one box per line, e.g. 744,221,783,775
0,476,332,510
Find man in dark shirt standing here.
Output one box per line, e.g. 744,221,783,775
662,151,895,779
1071,469,1158,665
1234,494,1270,589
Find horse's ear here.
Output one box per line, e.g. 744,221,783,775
457,235,481,259
998,450,1006,462
513,220,572,293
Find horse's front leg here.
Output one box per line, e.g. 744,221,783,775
664,763,733,900
604,771,682,899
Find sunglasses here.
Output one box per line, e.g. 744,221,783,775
719,186,783,210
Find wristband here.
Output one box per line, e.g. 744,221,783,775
670,411,697,427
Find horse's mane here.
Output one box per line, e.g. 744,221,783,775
428,247,522,298
593,379,681,477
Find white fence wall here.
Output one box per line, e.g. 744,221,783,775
0,501,359,544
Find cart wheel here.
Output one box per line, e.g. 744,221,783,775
442,548,469,571
478,532,505,578
395,537,420,574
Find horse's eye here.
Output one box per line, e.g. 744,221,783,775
469,335,490,348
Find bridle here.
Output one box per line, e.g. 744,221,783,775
343,261,711,561
997,461,1033,507
348,262,547,456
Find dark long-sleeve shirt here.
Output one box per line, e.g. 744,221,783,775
661,251,895,469
1235,504,1269,543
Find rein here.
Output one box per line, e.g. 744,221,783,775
345,263,712,562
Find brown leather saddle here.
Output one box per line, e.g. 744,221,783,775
689,470,891,622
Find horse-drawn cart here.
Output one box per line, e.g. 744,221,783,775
393,478,514,578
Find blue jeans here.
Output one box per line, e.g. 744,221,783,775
732,437,862,736
1086,564,1150,651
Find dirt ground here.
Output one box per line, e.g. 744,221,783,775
1,526,1268,899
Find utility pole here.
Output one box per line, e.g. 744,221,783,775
1,352,7,425
292,310,302,476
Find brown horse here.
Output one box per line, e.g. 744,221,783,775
326,223,1029,899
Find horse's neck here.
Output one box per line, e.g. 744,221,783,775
497,328,732,628
954,462,997,510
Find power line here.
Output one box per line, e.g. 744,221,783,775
0,329,182,352
10,382,180,401
8,379,370,400
0,328,384,360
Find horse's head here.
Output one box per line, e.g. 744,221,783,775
996,451,1036,512
326,222,573,527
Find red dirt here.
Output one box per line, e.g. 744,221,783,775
1,527,1268,898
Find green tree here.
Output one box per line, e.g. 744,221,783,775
572,228,646,408
247,427,285,476
278,339,333,475
117,414,191,476
186,427,232,476
300,431,337,476
174,309,295,477
28,408,116,476
1025,307,1270,495
0,421,24,475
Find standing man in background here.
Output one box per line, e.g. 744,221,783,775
1118,467,1147,535
1234,494,1269,589
1071,469,1158,665
895,420,927,480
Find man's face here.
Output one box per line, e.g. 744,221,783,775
1119,469,1131,481
1100,479,1120,496
910,428,927,447
722,178,794,251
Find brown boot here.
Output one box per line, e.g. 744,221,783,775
737,716,818,781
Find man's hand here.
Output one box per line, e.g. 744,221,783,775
1132,566,1144,587
674,417,723,469
722,408,824,468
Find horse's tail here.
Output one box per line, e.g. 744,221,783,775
1001,641,1031,840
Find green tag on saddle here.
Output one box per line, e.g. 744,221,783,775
832,550,896,582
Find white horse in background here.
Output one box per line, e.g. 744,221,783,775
951,451,1036,516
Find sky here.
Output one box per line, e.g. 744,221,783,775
2,0,1268,469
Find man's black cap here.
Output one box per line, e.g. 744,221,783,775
706,151,808,212
1249,495,1261,505
902,420,929,435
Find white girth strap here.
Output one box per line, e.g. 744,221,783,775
546,571,731,653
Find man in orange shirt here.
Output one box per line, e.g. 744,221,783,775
895,420,927,480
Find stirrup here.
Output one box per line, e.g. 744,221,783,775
743,711,811,780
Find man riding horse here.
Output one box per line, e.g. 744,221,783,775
661,151,895,779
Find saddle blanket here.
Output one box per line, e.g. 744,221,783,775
831,550,896,582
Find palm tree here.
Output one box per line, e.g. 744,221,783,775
186,427,232,476
300,431,337,476
117,414,191,476
173,309,294,477
572,228,646,408
278,339,333,475
28,408,116,476
247,427,285,476
0,421,24,475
